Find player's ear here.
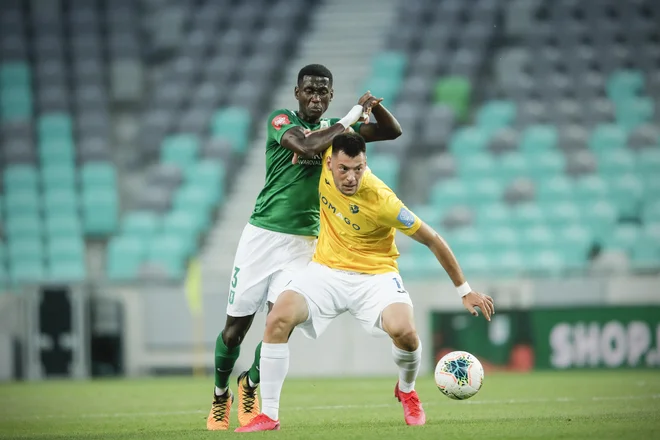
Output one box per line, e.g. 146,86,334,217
294,86,299,99
329,88,334,101
326,155,332,169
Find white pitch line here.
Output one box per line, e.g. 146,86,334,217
2,394,658,421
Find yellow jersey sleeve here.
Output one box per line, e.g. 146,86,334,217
377,192,422,236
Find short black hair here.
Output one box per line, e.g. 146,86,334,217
297,64,333,86
332,133,366,158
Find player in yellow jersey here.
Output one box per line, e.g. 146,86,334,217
236,133,495,432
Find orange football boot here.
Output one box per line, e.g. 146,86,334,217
394,381,426,426
206,389,233,430
236,371,260,427
235,413,280,432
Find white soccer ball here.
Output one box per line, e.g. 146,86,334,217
434,350,484,400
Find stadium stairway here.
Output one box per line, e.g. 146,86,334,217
199,0,398,294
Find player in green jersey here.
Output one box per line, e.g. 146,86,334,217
207,64,403,430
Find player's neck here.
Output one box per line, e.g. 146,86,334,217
296,110,321,125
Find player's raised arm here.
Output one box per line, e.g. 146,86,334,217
356,91,403,142
281,105,366,158
409,222,495,321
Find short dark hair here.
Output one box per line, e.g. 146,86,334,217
297,64,333,86
332,133,366,158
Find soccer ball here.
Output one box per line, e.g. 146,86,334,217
434,351,484,400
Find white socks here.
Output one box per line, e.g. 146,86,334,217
392,342,422,393
260,342,290,421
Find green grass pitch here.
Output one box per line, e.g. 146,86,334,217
1,371,659,439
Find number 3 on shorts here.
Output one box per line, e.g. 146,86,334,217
228,266,240,304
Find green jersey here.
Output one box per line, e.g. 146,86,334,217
249,108,361,236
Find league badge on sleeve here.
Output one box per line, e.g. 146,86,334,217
397,207,415,227
271,114,290,131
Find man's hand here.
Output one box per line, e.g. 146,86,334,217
358,90,384,122
461,291,495,321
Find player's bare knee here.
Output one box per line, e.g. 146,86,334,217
222,325,246,348
264,290,308,342
391,327,419,352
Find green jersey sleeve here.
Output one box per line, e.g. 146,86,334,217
267,109,301,145
328,118,363,134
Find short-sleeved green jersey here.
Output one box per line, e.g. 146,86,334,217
249,108,361,237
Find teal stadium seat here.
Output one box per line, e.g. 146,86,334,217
4,189,39,215
637,149,660,180
598,149,635,177
360,77,400,106
615,98,654,132
47,236,85,262
185,160,225,203
445,227,481,257
106,236,148,281
5,215,41,239
120,211,161,238
466,178,503,205
476,203,512,228
499,153,529,179
537,176,572,202
573,175,609,202
0,88,32,121
521,225,555,250
211,107,251,154
520,125,558,154
82,187,118,235
428,179,468,210
48,260,86,282
173,185,217,228
4,165,39,191
603,224,641,253
528,151,565,177
557,224,592,269
161,134,200,169
511,203,544,228
10,259,44,285
80,162,117,188
493,250,525,276
8,238,43,262
581,200,618,238
458,153,495,178
610,174,644,218
407,205,442,227
43,189,78,216
588,124,626,153
541,201,581,227
145,234,189,279
525,249,564,276
606,70,644,102
644,175,660,202
370,52,407,81
162,210,204,239
38,138,75,166
642,201,660,224
368,155,400,190
45,214,81,239
448,127,488,155
37,113,73,141
476,100,516,135
0,62,30,87
483,226,519,253
41,164,76,191
459,253,494,277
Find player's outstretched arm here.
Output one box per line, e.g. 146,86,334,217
356,91,403,142
281,105,365,158
410,222,495,321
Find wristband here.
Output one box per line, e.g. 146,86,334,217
456,282,472,298
338,105,364,128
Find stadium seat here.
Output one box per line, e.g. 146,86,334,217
434,76,471,121
210,107,251,154
120,211,161,239
48,260,86,282
145,234,189,279
499,153,529,179
106,236,148,281
173,184,217,226
367,155,400,190
446,227,482,257
37,113,74,141
536,176,572,202
0,88,32,121
520,125,558,155
47,237,85,262
528,151,565,177
4,189,39,215
637,149,660,180
475,203,512,228
603,224,641,253
493,250,525,277
0,62,30,88
541,201,581,226
38,138,75,166
162,209,205,238
43,189,78,216
428,179,468,210
41,164,76,191
160,134,200,169
476,100,516,135
467,178,504,205
184,160,225,202
521,225,555,250
3,165,39,191
581,200,618,238
8,238,43,262
557,225,592,269
82,187,118,235
510,203,544,228
588,124,626,153
80,162,117,188
615,97,654,132
644,175,660,202
448,127,488,155
370,52,407,82
10,259,45,285
524,249,565,276
573,175,609,202
45,214,82,239
597,149,635,177
606,70,644,103
610,174,644,218
457,153,495,178
483,226,519,253
5,215,41,239
642,201,660,223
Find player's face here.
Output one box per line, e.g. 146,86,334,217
328,151,366,196
295,76,333,121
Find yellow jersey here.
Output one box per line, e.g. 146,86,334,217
312,148,422,274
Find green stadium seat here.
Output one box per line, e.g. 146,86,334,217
8,238,43,261
606,70,644,102
368,155,400,190
475,203,512,227
541,201,581,226
80,162,117,188
610,174,644,218
211,107,251,154
448,127,488,155
615,98,654,132
145,234,189,279
5,215,41,239
644,175,660,202
428,179,468,209
499,153,529,179
4,189,39,215
120,211,161,238
0,63,30,87
520,125,558,155
603,224,641,253
48,260,86,282
3,165,38,191
573,175,609,202
37,113,73,141
597,149,635,177
588,124,627,152
511,203,544,228
43,189,78,216
41,164,76,191
637,149,660,180
433,76,471,121
45,214,82,239
458,153,495,177
642,201,660,223
370,52,407,81
10,259,44,285
537,176,572,201
160,134,200,169
581,200,618,238
47,237,85,262
38,138,75,166
106,235,148,281
476,100,516,135
82,187,118,235
0,88,32,121
528,151,565,177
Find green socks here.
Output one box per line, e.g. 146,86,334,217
247,341,262,385
214,331,240,389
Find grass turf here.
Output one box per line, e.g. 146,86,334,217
0,371,659,439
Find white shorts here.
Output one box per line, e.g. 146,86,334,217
225,223,316,317
288,262,414,339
